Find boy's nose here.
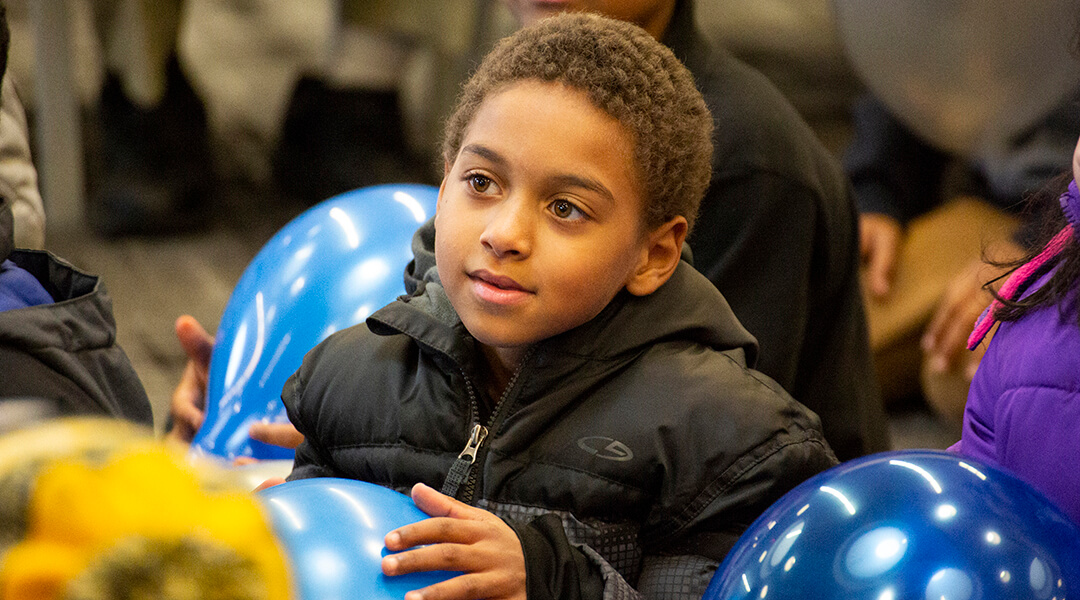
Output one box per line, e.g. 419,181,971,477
479,197,533,259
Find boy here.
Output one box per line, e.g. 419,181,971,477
404,0,888,461
284,13,836,600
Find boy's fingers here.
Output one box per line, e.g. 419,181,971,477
248,422,305,449
410,482,478,520
383,541,486,576
254,477,286,492
175,315,215,376
401,573,512,600
167,362,206,442
386,517,489,551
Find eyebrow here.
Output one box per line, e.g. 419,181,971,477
461,143,617,206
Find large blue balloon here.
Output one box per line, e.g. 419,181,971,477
705,450,1080,600
258,478,456,600
191,184,438,460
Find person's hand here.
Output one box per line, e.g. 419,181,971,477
382,483,526,600
922,243,1022,377
165,315,306,450
165,315,214,444
859,213,904,299
248,422,304,450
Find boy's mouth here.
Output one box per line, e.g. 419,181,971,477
467,270,534,306
469,270,528,292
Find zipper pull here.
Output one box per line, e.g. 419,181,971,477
440,423,489,498
458,423,489,463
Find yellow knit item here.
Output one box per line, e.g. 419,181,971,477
0,445,292,600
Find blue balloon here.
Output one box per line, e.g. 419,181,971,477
258,478,457,600
705,450,1080,600
191,184,438,460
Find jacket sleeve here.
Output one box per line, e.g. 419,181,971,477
281,343,343,481
508,433,836,600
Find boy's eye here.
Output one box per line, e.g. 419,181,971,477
549,199,584,221
468,175,493,193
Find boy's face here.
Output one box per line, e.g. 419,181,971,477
435,80,650,366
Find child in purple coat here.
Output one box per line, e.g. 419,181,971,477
953,138,1080,525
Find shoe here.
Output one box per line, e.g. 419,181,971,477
273,78,434,206
87,56,214,237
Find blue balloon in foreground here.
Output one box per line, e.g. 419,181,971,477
259,478,457,600
191,184,438,460
705,450,1080,600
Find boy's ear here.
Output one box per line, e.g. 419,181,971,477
625,216,687,296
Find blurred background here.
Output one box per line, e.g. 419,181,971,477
4,0,960,446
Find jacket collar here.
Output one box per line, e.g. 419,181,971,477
370,260,759,373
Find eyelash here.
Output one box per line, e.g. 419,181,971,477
548,198,586,221
466,173,494,194
461,171,588,222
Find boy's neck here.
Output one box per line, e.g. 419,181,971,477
478,343,528,403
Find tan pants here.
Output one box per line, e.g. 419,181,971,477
864,197,1019,422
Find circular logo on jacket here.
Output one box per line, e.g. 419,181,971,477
577,436,634,461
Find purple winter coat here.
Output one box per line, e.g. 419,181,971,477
950,268,1080,525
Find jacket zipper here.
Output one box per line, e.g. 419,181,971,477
440,371,483,498
440,349,533,502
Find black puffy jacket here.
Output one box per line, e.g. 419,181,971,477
284,261,836,599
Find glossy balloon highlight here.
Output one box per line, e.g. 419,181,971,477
258,478,456,600
191,184,438,460
833,0,1080,155
704,450,1080,600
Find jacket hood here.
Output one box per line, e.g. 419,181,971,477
0,250,118,353
391,218,758,369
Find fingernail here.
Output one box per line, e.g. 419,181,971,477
386,532,401,547
405,592,424,600
383,556,398,573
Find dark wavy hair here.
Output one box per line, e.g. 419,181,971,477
986,173,1080,326
442,12,713,232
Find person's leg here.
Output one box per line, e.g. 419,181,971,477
87,0,212,236
273,25,431,205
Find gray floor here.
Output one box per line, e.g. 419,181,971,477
44,173,962,451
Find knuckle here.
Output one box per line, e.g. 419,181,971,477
436,519,454,536
438,544,460,564
459,577,483,599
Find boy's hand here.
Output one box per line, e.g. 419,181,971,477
383,483,526,600
248,421,305,449
166,314,306,450
165,315,214,444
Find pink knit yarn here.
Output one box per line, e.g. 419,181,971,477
967,223,1075,349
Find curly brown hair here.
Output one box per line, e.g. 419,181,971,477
443,12,713,232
